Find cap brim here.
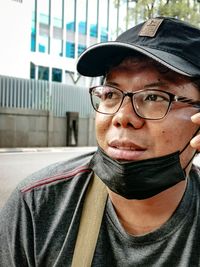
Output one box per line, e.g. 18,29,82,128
77,42,200,77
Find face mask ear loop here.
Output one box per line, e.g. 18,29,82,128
183,150,199,172
180,126,200,154
180,126,200,173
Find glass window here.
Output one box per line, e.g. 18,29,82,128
66,42,75,58
38,35,49,53
38,1,50,25
78,0,87,35
52,68,62,82
78,21,87,35
109,0,118,40
66,0,76,32
31,0,36,51
30,63,36,79
118,0,127,34
65,0,76,58
88,0,98,37
78,44,86,56
51,0,63,28
51,0,63,56
38,66,49,81
31,32,36,52
38,1,50,53
99,0,109,42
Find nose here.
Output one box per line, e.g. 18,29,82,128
112,97,145,129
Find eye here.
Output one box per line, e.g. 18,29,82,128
105,92,114,99
144,93,167,102
102,88,121,101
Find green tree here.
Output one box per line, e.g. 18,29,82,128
125,0,200,27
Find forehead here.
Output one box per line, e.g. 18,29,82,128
106,56,188,83
105,56,200,97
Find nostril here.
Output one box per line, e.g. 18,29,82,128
115,122,121,128
113,114,145,129
127,122,134,127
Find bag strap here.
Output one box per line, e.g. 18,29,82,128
71,174,107,267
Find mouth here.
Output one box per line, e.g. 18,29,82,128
107,140,147,161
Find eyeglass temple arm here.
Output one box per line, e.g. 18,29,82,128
175,96,200,109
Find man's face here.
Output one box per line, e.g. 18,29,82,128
95,58,200,169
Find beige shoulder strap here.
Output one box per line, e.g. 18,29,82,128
71,174,107,267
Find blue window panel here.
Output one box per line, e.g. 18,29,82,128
38,66,49,81
52,68,62,82
100,35,108,42
31,33,36,51
66,22,75,31
100,27,108,42
30,63,36,79
31,16,36,51
39,44,46,53
79,21,87,35
31,21,36,34
90,24,97,37
78,44,86,56
31,27,36,34
66,42,75,58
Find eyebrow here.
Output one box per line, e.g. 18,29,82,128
143,81,168,88
104,81,118,86
104,81,169,89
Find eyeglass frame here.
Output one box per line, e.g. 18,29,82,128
89,85,200,120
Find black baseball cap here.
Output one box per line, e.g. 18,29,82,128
77,17,200,77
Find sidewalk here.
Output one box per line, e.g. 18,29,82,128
0,146,97,153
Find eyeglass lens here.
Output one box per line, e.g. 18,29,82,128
90,86,171,120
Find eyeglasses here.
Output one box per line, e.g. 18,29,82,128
89,85,200,120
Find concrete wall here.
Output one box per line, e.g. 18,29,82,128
0,108,96,148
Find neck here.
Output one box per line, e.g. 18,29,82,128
107,180,187,236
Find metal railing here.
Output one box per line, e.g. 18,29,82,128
0,75,93,118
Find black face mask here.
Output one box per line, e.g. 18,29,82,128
90,128,199,200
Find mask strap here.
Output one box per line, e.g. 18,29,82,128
183,150,198,171
180,126,200,171
180,126,200,154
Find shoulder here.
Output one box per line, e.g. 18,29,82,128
0,151,96,264
190,164,200,189
190,164,200,177
1,151,96,213
20,151,94,193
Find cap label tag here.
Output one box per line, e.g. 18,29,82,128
139,18,164,37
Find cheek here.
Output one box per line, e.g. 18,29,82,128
95,114,112,146
148,120,181,151
161,130,171,145
149,127,174,155
152,119,196,155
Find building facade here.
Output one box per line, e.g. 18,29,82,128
0,0,135,148
30,0,134,87
0,0,134,87
0,0,32,79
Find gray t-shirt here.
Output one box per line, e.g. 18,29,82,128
0,152,200,266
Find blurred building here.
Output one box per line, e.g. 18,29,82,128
0,0,32,79
0,0,133,87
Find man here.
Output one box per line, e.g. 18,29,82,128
1,17,200,266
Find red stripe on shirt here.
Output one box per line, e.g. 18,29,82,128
21,166,91,193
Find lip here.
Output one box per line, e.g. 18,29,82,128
107,140,147,161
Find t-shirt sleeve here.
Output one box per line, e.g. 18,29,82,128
0,186,35,265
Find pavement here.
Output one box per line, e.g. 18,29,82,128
0,146,97,153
